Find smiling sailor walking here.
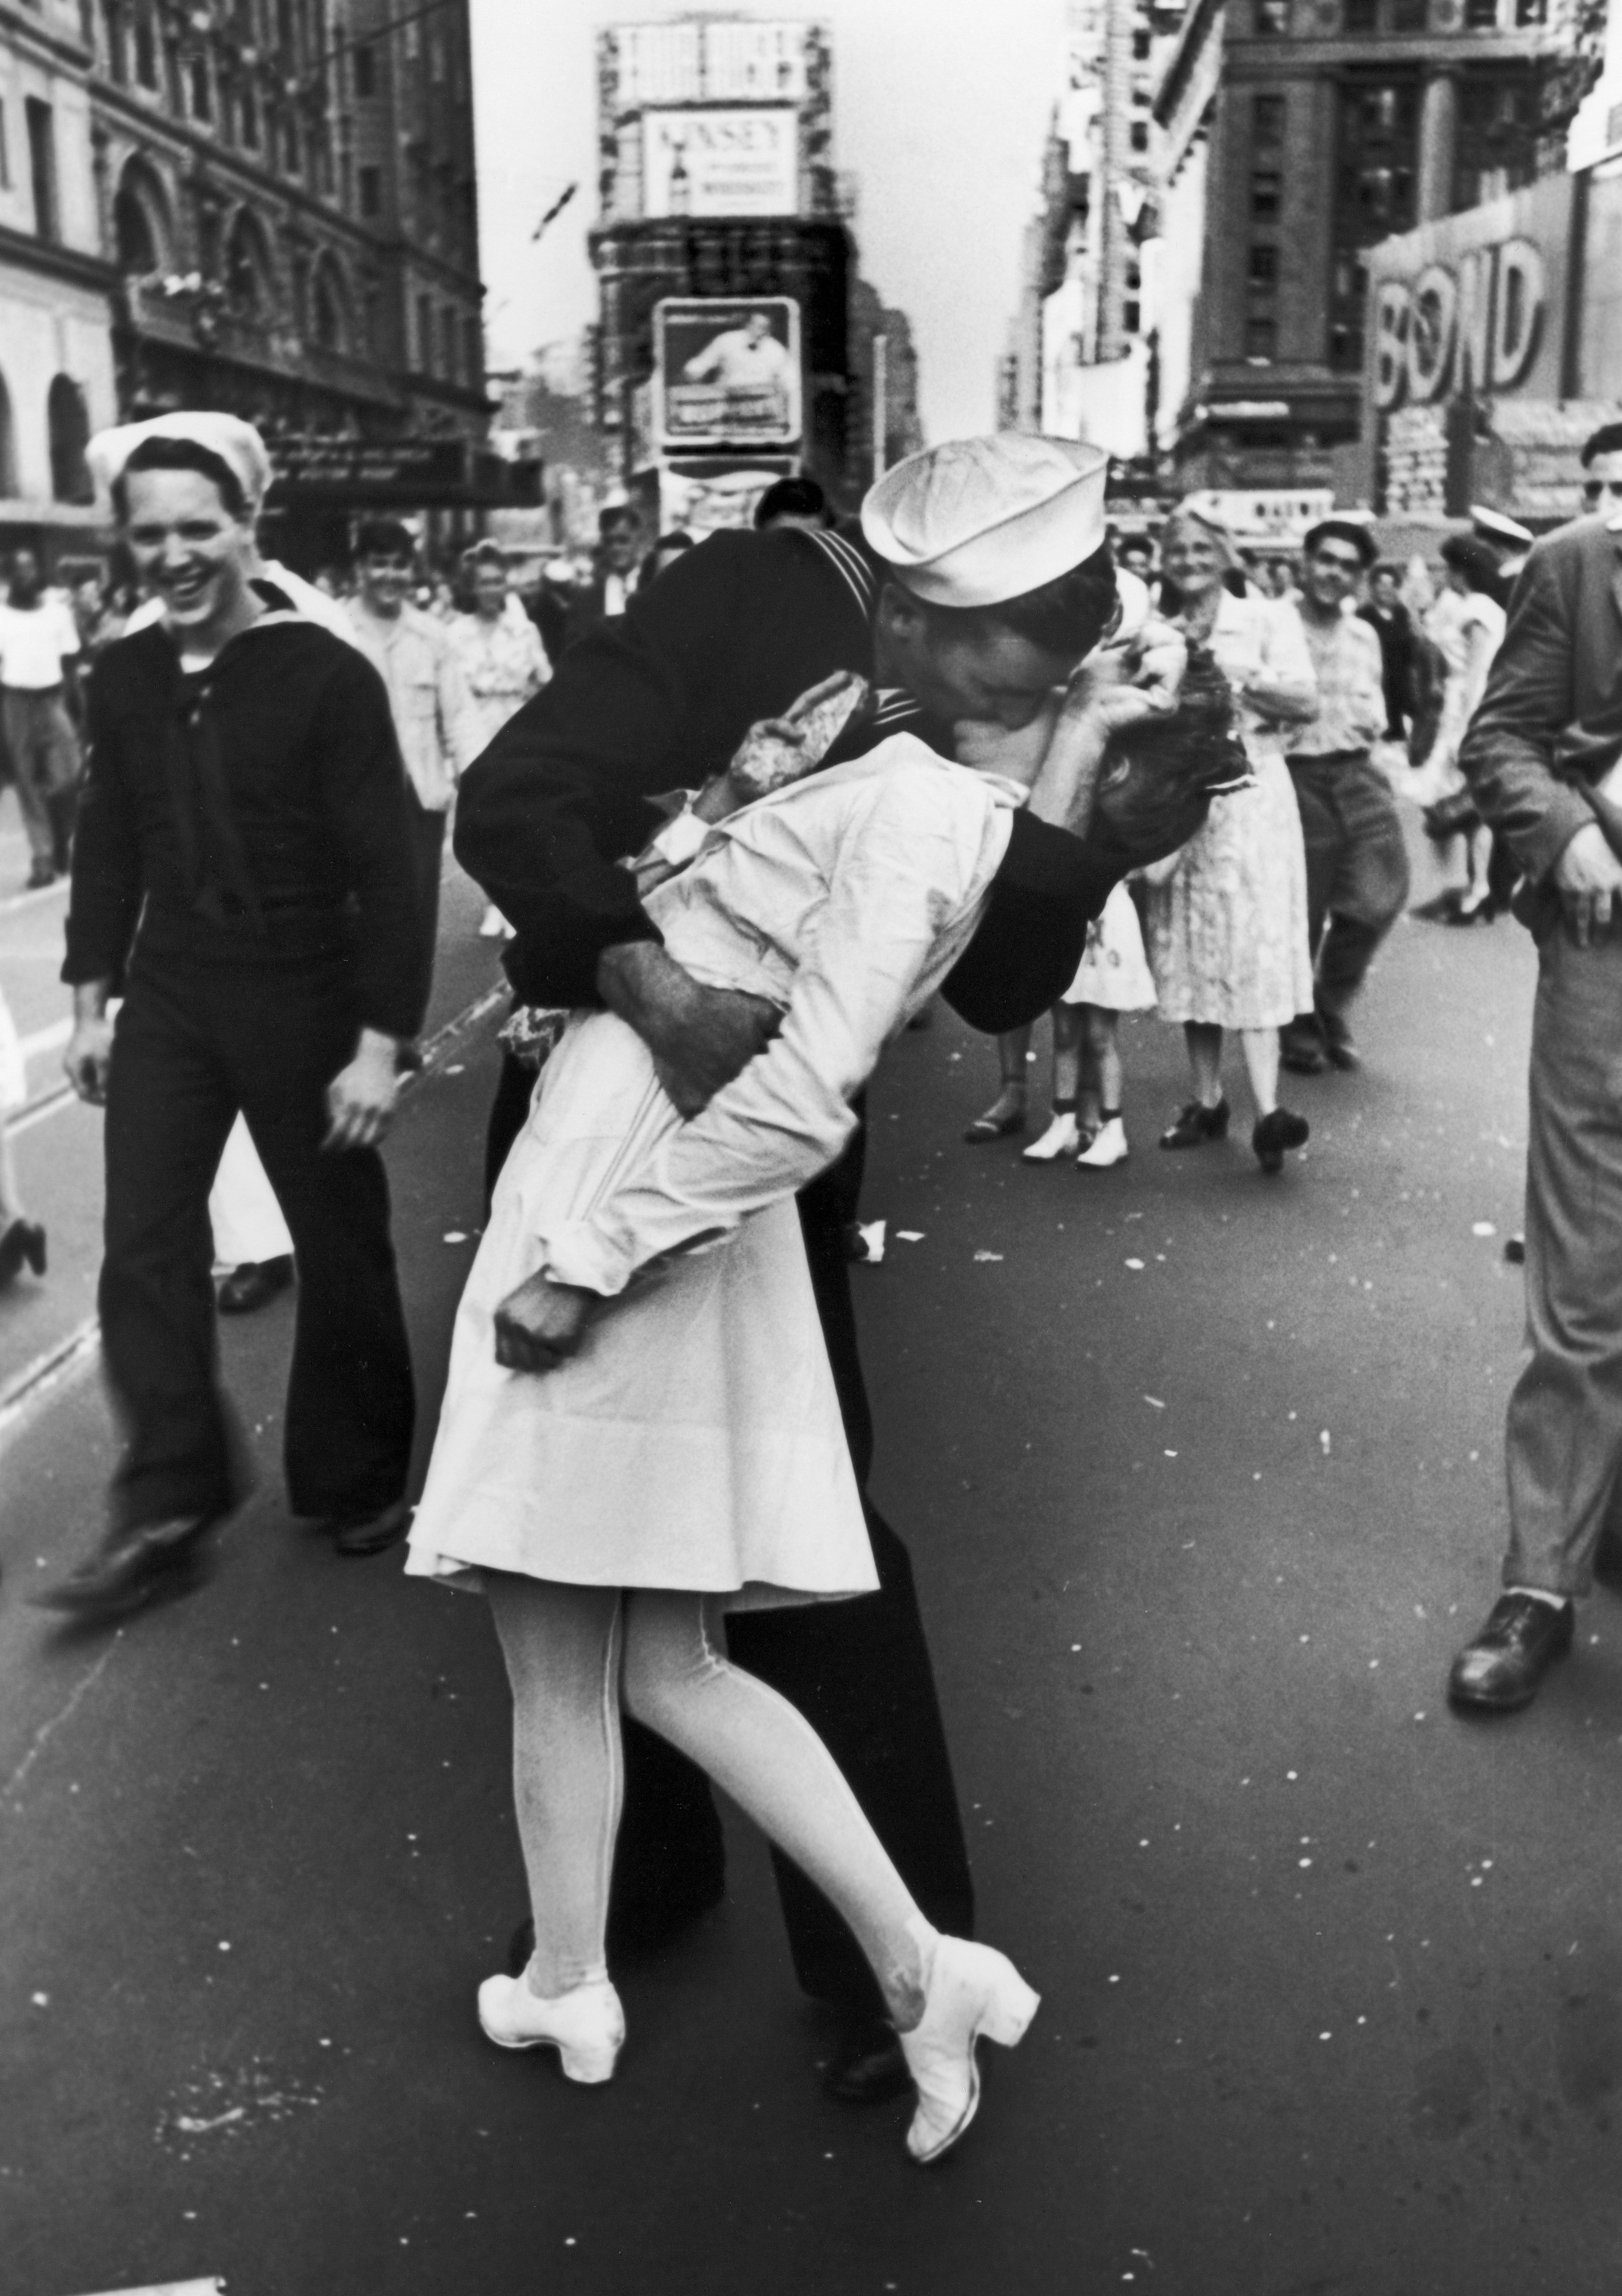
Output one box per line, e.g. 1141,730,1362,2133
37,415,429,1618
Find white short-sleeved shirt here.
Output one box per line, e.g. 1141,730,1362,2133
0,598,81,690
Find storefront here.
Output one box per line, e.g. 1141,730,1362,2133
257,435,541,574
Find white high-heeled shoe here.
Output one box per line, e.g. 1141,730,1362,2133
1076,1115,1129,1168
1022,1112,1082,1162
898,1929,1040,2164
476,1971,625,2084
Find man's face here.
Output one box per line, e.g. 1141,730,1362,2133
473,563,508,617
877,586,1079,732
1303,541,1365,612
8,550,42,604
745,313,770,345
1118,542,1153,580
359,551,414,615
1583,450,1622,519
122,469,255,632
601,523,639,575
1371,569,1397,609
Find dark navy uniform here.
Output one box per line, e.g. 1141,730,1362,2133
64,611,427,1537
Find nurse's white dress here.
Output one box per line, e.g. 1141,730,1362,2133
406,738,1019,1610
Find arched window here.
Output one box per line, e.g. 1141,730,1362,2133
113,160,168,274
225,209,273,318
48,375,93,505
311,258,350,353
0,369,18,497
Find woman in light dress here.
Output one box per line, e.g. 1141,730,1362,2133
0,982,47,1288
402,679,1160,2161
1408,535,1507,925
1142,508,1319,1176
449,544,551,939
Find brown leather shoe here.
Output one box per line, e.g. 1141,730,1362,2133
33,1516,216,1618
1447,1593,1574,1712
822,2016,914,2106
217,1256,295,1314
327,1498,409,1557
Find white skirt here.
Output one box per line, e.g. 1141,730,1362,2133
406,1012,875,1609
1060,880,1157,1012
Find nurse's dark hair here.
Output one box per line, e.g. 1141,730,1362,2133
112,435,250,522
918,539,1119,658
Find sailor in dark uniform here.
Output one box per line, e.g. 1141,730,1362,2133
459,435,1214,2099
41,416,427,1617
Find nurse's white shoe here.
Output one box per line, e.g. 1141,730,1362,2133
898,1928,1040,2164
476,1971,625,2084
1076,1115,1129,1168
1022,1112,1082,1162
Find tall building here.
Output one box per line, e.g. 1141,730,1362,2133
75,0,497,561
0,1,118,571
1000,0,1170,459
589,14,920,528
1151,0,1600,492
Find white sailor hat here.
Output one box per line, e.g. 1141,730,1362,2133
87,411,272,514
1469,504,1533,551
861,435,1110,609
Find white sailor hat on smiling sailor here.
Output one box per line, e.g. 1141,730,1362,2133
87,411,273,514
861,435,1111,610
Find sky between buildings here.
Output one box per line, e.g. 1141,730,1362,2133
470,0,1070,441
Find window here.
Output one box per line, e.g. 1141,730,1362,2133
114,180,160,271
312,264,346,351
135,12,159,89
282,113,301,173
1391,0,1427,24
1252,169,1281,216
47,376,92,504
25,98,58,244
189,56,212,119
1132,26,1151,55
1124,300,1141,333
1514,0,1546,22
365,288,381,357
1344,0,1377,26
463,315,482,386
241,82,259,148
1255,93,1285,145
1255,0,1289,32
1130,120,1148,151
417,293,434,372
352,42,375,97
359,164,380,217
1249,243,1279,283
1329,75,1416,368
441,304,457,380
1464,0,1498,22
1245,315,1278,358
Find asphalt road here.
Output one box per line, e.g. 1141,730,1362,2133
2,818,1618,2296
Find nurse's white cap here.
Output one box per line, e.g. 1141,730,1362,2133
87,411,272,513
861,435,1110,609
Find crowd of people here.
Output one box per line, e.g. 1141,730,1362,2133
7,402,1622,2178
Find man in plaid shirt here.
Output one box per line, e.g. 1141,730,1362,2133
1280,519,1410,1075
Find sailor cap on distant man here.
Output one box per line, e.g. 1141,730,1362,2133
1469,504,1533,552
87,410,272,513
862,435,1110,609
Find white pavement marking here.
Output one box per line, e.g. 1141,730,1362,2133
0,977,507,1459
11,1080,75,1135
0,877,68,920
66,2283,225,2296
4,1639,120,1806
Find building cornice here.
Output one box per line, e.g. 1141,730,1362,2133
0,218,117,297
1155,0,1227,126
0,2,92,73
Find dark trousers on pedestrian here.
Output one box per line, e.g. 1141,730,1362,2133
1503,925,1622,1599
1,685,80,873
1288,753,1410,1022
407,797,446,981
483,1049,975,2016
100,954,415,1534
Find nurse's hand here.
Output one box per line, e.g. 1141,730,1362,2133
492,1272,594,1373
598,941,779,1117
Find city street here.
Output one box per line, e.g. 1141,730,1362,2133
3,817,1619,2296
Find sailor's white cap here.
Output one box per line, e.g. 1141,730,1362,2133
1469,503,1534,550
861,435,1110,609
88,411,272,514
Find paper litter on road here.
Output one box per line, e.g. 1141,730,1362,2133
1319,1431,1332,1454
856,1221,886,1262
1471,1221,1497,1237
896,1230,925,1242
1125,1257,1145,1271
1143,1395,1165,1409
443,1231,469,1244
69,2283,226,2295
973,1250,1003,1262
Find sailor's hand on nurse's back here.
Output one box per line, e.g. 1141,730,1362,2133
493,1272,594,1374
597,941,780,1119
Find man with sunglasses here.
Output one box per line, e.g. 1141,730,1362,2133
1447,423,1622,1711
1279,518,1409,1077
